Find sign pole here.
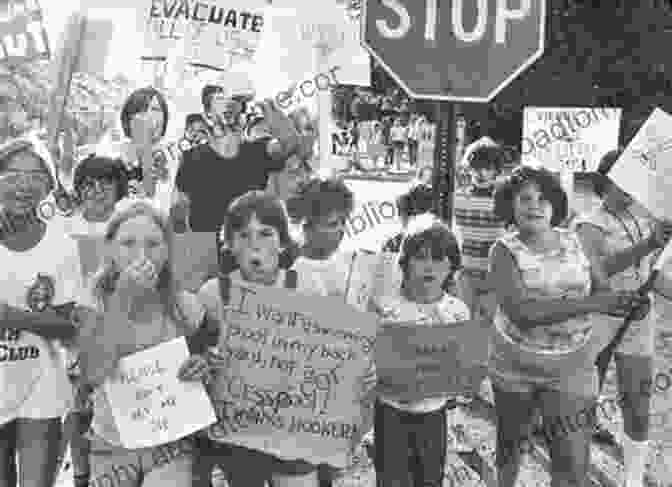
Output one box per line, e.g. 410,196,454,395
432,101,457,226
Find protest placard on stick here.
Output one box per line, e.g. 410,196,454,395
522,107,621,173
608,108,672,221
104,337,217,449
207,279,377,468
374,319,491,402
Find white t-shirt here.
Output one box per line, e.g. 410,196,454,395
0,215,85,424
376,292,471,413
292,250,382,312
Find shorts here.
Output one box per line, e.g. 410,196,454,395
373,400,446,487
89,437,196,487
488,316,616,399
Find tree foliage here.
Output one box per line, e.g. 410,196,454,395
359,0,672,147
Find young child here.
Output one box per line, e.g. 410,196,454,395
288,177,382,487
373,220,471,487
198,191,367,487
453,141,508,321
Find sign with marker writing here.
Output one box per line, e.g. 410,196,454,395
140,0,267,69
522,107,622,173
208,280,377,468
375,319,491,402
608,108,672,221
104,337,217,449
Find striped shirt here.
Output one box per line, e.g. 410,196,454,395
453,187,506,278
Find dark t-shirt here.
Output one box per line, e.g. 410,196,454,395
175,139,285,232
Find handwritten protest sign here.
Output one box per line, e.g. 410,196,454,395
103,337,216,449
139,0,267,70
0,0,50,64
522,107,621,173
608,108,672,221
375,319,491,402
207,280,377,468
172,232,219,292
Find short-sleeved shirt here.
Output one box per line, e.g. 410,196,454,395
175,141,285,233
0,216,86,424
376,292,471,413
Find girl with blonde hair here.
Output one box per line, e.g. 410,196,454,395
77,200,214,487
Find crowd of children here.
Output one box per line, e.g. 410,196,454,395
2,79,672,487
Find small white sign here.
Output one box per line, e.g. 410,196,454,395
608,108,672,221
522,107,621,172
104,337,216,449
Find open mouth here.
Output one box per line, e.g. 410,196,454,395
423,275,436,282
249,257,262,269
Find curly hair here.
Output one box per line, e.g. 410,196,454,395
398,218,461,285
73,154,129,202
286,176,354,225
493,165,568,227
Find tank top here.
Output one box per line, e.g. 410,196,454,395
492,229,593,354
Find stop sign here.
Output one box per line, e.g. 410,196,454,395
362,0,546,102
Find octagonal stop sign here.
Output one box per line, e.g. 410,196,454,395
362,0,546,102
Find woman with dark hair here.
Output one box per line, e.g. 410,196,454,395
574,150,672,487
0,139,86,487
489,166,648,487
114,86,181,213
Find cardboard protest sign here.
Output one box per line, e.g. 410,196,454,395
139,0,267,70
207,280,377,468
0,0,50,64
104,337,217,449
172,232,219,292
375,319,491,402
607,108,672,221
522,107,621,173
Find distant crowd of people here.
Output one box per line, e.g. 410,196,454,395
332,114,435,171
